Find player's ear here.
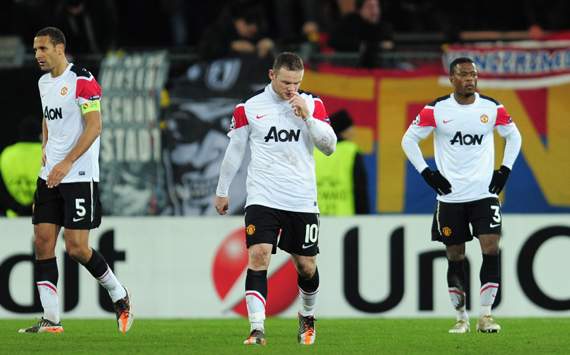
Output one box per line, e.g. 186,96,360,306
268,69,275,81
56,43,65,55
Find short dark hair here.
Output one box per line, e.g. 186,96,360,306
449,57,474,74
273,52,304,72
35,27,66,48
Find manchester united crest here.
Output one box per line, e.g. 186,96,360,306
442,227,452,237
60,86,68,96
480,114,489,123
246,224,256,236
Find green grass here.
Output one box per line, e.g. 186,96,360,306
1,318,569,354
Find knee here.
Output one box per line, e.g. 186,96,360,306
34,234,51,252
483,245,500,256
480,239,500,255
249,247,270,269
446,250,465,262
34,230,53,252
65,241,90,263
297,260,317,279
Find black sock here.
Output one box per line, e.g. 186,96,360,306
480,254,500,285
35,257,58,287
81,249,108,279
298,267,319,293
245,269,268,300
447,259,466,291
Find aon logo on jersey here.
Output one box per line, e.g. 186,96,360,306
44,106,63,120
450,131,483,145
264,126,301,142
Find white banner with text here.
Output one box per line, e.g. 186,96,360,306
1,215,568,318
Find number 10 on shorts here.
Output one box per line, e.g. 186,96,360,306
305,224,318,244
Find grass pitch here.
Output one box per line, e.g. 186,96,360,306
1,318,569,354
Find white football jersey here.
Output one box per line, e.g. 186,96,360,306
404,93,519,203
230,85,330,212
38,63,102,183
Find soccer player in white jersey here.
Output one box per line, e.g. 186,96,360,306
402,57,522,334
19,27,133,334
214,52,336,345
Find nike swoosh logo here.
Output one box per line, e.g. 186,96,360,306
73,217,85,222
443,119,453,124
301,244,314,249
255,114,267,119
490,223,500,228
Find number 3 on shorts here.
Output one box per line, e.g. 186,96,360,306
304,224,319,244
490,205,501,223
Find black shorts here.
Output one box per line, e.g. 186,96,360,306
244,204,320,256
32,178,102,230
431,197,502,245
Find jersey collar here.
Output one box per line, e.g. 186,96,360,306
266,84,284,103
450,92,480,107
50,63,72,80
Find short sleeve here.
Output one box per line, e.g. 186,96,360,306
76,76,102,105
313,98,330,124
495,105,513,126
413,105,436,127
228,104,249,137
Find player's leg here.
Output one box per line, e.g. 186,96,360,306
60,181,133,333
19,223,64,333
19,179,64,333
291,254,318,345
472,198,502,333
445,243,470,333
242,205,280,345
476,234,501,332
244,243,272,345
63,229,132,333
283,211,319,345
432,201,472,333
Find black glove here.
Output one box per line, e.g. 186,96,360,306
421,168,452,195
489,165,511,194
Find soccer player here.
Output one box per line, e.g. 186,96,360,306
402,57,521,334
19,27,133,334
214,52,336,345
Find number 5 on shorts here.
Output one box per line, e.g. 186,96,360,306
75,198,86,217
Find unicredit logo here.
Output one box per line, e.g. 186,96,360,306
211,228,298,316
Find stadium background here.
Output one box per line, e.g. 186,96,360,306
0,0,569,334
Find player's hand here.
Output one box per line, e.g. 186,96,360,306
289,93,310,119
47,159,72,188
489,165,511,194
214,196,229,215
421,168,452,195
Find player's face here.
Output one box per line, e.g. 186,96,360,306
450,62,478,96
33,36,63,72
269,68,304,100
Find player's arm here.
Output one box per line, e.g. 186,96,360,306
215,105,249,215
489,106,522,194
304,116,336,155
401,123,431,173
41,117,48,166
290,95,336,155
401,107,451,195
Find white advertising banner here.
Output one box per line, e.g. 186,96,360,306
1,215,569,318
